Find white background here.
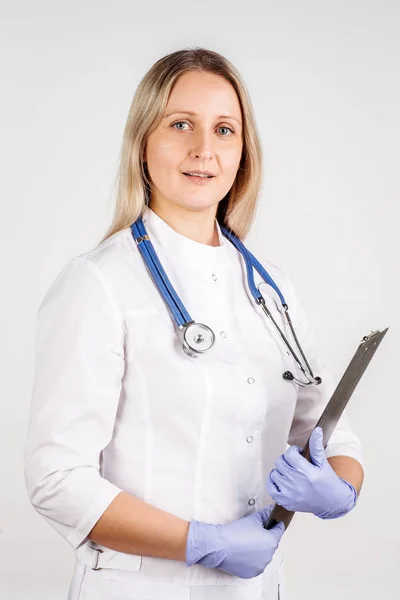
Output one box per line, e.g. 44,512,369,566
1,1,399,598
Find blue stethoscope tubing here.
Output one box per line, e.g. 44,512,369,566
131,216,321,387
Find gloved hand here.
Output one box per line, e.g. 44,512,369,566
266,427,358,520
185,504,285,579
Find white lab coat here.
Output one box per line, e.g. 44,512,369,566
24,206,363,600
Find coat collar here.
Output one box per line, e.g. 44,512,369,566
141,205,229,270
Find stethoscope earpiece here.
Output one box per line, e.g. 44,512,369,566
283,371,322,385
283,371,294,381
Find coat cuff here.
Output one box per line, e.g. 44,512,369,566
66,484,123,550
325,443,364,467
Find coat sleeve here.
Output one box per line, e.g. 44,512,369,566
24,257,125,550
277,269,364,464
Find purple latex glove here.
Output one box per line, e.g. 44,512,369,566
185,504,285,579
266,427,358,520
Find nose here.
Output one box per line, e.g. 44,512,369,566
189,128,214,161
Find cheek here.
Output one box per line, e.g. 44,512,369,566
146,138,183,186
222,145,242,172
148,138,181,167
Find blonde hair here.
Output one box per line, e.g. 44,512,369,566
101,47,263,243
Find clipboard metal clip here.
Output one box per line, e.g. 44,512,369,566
362,330,381,343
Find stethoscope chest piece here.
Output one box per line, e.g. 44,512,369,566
181,322,215,357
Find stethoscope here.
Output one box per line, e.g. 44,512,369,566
130,215,322,387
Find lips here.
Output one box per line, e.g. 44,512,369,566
183,173,215,178
182,172,215,184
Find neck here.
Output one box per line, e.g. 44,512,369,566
149,200,220,247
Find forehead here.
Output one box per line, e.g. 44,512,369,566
165,71,242,118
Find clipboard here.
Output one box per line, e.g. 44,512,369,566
263,327,389,531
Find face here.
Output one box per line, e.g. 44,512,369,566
144,71,244,216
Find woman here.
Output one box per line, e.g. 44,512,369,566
24,48,364,600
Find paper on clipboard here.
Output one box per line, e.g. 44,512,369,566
263,327,389,531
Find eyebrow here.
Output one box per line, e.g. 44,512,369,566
163,110,242,126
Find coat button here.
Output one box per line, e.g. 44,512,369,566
247,377,255,384
220,331,226,338
212,274,217,281
246,436,254,443
248,498,255,506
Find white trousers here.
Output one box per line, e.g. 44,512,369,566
67,557,287,600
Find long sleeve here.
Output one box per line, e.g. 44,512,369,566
24,257,125,550
282,273,364,464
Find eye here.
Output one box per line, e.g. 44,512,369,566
218,126,234,136
171,121,235,136
172,121,190,131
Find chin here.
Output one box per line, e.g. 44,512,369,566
179,199,219,212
